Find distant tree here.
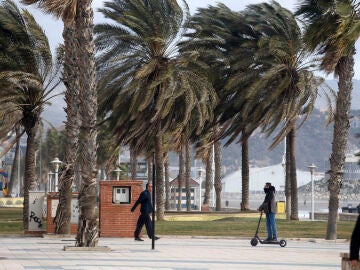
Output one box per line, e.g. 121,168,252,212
236,2,324,219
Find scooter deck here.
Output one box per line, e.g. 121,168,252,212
262,240,279,244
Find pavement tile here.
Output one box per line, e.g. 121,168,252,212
0,236,350,270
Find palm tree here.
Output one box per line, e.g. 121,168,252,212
130,144,137,180
185,135,191,211
177,139,184,211
54,25,80,235
296,0,360,239
21,0,80,236
216,2,325,219
183,4,242,211
22,0,98,245
95,0,216,220
74,0,98,247
214,139,222,211
203,145,213,208
164,150,170,210
6,124,21,197
0,0,62,230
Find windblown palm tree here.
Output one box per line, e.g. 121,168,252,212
222,2,325,219
296,0,360,239
0,0,62,230
95,0,216,220
22,0,98,246
182,4,240,210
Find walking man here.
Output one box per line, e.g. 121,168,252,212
350,214,360,268
131,183,159,241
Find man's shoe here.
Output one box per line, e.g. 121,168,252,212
265,237,272,241
135,237,144,241
151,236,160,240
272,238,277,242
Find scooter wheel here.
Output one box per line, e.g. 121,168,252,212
279,239,287,247
250,238,258,246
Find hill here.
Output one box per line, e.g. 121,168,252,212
221,109,360,175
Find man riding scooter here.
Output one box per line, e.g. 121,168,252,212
258,182,277,242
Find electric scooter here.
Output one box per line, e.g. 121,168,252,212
250,211,287,247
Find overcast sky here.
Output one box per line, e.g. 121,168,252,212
13,0,360,79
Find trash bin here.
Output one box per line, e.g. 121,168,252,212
277,201,285,214
225,200,229,207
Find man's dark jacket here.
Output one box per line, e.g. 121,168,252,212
131,189,152,215
350,214,360,261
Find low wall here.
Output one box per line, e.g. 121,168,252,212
0,197,23,207
313,212,358,222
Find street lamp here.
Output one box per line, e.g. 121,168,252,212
47,172,54,193
50,157,62,192
307,163,316,221
113,168,121,180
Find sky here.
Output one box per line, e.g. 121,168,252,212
13,0,360,80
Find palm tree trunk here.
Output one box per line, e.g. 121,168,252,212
177,141,184,211
130,145,137,180
214,140,222,211
147,157,152,183
289,121,299,220
285,134,291,220
154,123,165,220
23,127,38,231
164,151,170,210
185,137,191,211
54,22,80,235
6,125,21,198
75,0,98,247
326,52,354,240
240,137,249,211
203,146,213,206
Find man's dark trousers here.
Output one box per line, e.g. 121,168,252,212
135,213,153,238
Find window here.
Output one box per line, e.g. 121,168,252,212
112,186,131,204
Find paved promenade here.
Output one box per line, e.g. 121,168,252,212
0,235,349,270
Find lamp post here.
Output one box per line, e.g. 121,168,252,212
47,172,54,193
114,168,121,180
50,158,62,192
308,163,316,221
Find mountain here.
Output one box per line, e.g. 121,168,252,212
221,109,360,175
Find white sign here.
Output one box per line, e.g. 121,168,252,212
51,198,78,224
29,192,45,231
71,199,79,223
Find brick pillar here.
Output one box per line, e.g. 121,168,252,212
99,180,143,237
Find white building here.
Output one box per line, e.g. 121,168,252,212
222,163,324,192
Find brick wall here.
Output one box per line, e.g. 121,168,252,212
99,180,143,237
